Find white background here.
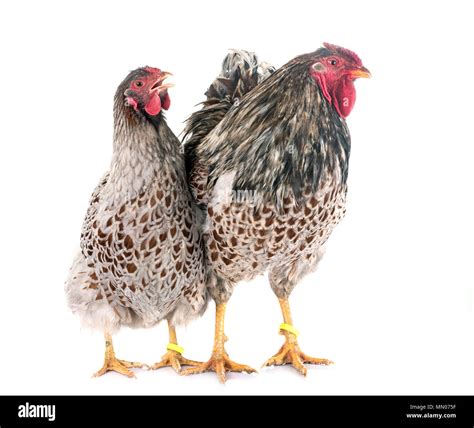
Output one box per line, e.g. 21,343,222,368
0,0,473,395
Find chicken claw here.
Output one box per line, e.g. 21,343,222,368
149,350,201,374
181,351,256,383
262,336,333,376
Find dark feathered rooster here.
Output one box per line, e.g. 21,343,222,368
183,45,370,382
66,67,207,377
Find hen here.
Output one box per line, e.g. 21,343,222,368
183,45,370,382
66,67,207,377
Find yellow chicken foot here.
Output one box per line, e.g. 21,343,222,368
181,303,256,383
93,333,145,378
149,321,201,373
262,298,333,375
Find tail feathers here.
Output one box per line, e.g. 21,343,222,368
183,50,274,203
183,49,274,144
204,49,275,104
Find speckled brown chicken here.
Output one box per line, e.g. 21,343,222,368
66,67,207,377
183,45,370,382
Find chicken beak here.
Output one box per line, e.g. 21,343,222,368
152,72,175,92
350,66,371,79
158,82,175,90
159,72,174,90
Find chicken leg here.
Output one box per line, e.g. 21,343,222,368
181,303,256,383
93,333,145,378
262,298,333,375
149,321,201,373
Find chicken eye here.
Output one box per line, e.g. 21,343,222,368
329,59,338,66
135,80,144,88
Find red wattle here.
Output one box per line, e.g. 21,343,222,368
145,91,162,116
333,77,356,118
161,92,171,110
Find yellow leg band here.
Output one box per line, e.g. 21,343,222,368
166,343,184,355
280,323,300,337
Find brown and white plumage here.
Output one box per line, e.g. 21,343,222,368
182,46,370,382
66,67,207,377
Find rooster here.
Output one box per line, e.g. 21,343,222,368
66,67,207,377
183,44,370,382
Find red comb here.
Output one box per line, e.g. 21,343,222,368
323,42,362,66
144,66,162,74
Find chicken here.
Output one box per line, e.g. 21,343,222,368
182,44,370,382
65,67,207,377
